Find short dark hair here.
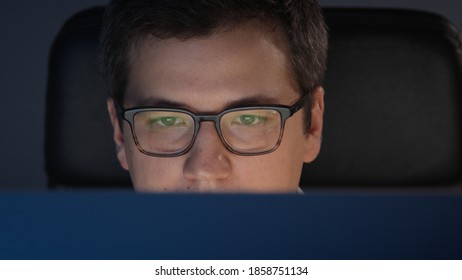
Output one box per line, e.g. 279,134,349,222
101,0,328,127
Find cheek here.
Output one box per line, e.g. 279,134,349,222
232,142,304,187
231,155,299,192
280,116,309,158
122,131,185,191
266,119,307,175
129,154,186,191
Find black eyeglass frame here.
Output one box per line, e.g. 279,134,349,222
115,94,310,157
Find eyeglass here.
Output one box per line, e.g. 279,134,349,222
115,94,309,157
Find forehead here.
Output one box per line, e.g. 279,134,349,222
125,21,299,111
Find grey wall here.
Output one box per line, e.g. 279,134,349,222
0,0,460,191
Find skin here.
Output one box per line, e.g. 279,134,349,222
107,21,324,193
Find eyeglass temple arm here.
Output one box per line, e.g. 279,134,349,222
290,94,309,115
113,99,125,116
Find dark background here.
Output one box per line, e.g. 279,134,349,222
0,0,461,191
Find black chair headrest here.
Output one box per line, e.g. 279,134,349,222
302,8,462,187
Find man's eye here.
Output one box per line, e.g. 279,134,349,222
150,116,185,127
234,114,266,126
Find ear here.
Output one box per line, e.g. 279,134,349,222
107,98,129,170
303,86,325,163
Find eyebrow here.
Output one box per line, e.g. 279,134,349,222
127,94,283,113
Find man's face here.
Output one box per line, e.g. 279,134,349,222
108,22,324,193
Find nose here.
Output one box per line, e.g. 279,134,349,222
183,122,231,187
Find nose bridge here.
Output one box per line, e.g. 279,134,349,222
183,121,231,183
197,115,221,134
193,120,225,153
195,114,223,144
198,115,219,122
